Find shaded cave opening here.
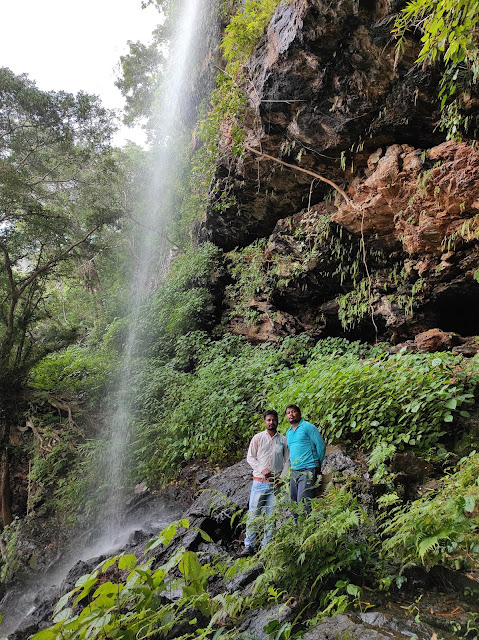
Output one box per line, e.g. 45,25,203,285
433,284,479,337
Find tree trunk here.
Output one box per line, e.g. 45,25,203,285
0,448,13,528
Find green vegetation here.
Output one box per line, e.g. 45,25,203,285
30,520,240,640
221,0,284,70
0,67,125,528
0,67,122,391
268,346,477,452
394,0,479,138
133,333,311,483
382,451,479,571
31,452,479,639
132,332,478,486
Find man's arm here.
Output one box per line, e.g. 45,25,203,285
246,435,259,470
306,423,326,465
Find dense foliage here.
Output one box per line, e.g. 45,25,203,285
131,329,478,486
31,452,479,639
0,68,122,390
394,0,479,137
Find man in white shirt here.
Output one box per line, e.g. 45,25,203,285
240,410,290,556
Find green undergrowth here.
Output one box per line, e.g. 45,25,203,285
268,345,479,453
30,344,118,402
19,243,224,520
30,519,245,640
32,452,479,639
134,333,478,486
382,450,479,572
132,333,312,484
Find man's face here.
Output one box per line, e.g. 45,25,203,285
264,414,278,432
286,406,301,425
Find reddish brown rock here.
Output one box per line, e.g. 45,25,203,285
332,141,479,256
414,328,453,352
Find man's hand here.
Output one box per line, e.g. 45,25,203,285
261,469,271,478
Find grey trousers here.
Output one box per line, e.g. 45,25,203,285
290,467,319,515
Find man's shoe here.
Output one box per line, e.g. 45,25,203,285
237,546,255,557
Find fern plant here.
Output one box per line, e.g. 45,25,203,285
254,487,373,607
381,452,479,571
394,0,479,138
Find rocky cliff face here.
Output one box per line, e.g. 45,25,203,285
201,0,479,349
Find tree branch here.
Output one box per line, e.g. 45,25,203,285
244,144,352,206
17,224,102,297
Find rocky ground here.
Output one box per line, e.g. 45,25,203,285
4,449,478,640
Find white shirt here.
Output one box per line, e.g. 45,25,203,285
246,430,290,479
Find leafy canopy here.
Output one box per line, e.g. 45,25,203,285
0,68,123,388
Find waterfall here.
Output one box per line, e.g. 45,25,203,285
0,0,218,634
99,0,213,539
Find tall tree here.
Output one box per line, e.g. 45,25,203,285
0,68,123,526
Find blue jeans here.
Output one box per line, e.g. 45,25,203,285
244,480,276,550
290,467,319,516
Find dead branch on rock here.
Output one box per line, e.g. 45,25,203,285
245,143,380,340
244,144,353,206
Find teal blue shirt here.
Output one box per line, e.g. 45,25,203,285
286,419,326,470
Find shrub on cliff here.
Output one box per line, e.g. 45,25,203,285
268,348,478,454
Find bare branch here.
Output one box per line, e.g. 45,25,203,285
244,144,352,206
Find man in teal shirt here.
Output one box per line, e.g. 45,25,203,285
285,404,326,516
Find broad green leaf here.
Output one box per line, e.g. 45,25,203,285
196,528,214,543
53,591,73,616
75,572,97,588
178,551,205,585
100,555,120,572
92,581,119,599
118,554,137,570
444,398,457,409
73,576,99,606
53,607,73,624
464,495,475,513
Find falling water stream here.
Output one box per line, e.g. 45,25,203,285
104,0,205,528
1,0,215,634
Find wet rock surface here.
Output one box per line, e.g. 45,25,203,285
0,488,190,638
3,450,478,640
196,0,479,347
201,0,445,251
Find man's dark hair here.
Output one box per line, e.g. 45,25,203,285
263,409,278,419
285,404,301,413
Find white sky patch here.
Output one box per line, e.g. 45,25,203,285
0,0,159,146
